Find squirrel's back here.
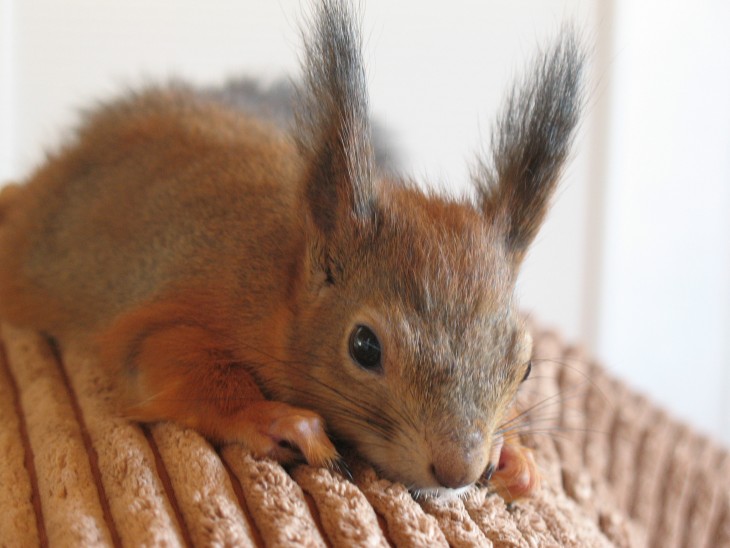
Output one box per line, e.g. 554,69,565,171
0,86,305,334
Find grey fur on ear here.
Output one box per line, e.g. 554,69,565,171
295,0,376,238
474,29,585,263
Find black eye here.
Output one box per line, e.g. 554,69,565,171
521,360,532,382
349,325,382,371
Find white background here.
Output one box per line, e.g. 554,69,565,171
1,0,728,445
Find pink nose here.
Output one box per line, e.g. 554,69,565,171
430,462,479,489
430,434,489,489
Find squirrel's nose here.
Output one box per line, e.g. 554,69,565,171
429,433,489,489
430,462,477,489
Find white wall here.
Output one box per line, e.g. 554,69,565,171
0,0,14,181
597,0,730,442
1,0,728,445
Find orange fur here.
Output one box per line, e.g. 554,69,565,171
95,293,336,465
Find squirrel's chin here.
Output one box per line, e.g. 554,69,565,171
407,484,474,501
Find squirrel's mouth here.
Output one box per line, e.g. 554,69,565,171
351,429,516,499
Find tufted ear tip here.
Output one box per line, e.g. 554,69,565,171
295,0,376,239
474,27,586,263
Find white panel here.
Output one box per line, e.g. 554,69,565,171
12,0,301,176
0,0,14,183
598,0,730,443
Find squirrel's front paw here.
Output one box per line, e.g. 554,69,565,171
229,401,338,468
488,440,540,502
265,409,339,467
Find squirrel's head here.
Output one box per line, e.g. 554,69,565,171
278,0,583,497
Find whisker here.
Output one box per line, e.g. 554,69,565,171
530,356,611,404
503,389,581,429
501,427,611,444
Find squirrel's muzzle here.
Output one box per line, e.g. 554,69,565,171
429,430,491,489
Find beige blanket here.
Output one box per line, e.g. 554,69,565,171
1,321,728,547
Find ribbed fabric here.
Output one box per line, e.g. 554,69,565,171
1,321,728,547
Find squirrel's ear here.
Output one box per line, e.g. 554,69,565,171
473,30,585,265
296,0,375,238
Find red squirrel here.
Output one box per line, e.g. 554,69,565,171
0,0,582,500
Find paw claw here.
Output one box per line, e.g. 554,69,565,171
329,457,353,481
267,412,338,467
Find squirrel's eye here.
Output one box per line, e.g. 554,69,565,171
521,360,532,383
349,325,382,371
